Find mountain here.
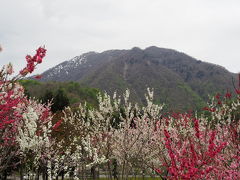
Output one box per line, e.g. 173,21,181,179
38,46,238,111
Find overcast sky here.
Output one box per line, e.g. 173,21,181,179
0,0,240,74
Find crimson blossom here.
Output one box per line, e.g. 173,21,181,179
154,90,240,180
0,47,55,179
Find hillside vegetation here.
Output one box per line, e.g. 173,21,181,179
36,46,238,111
19,80,100,108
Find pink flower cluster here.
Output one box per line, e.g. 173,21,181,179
156,102,240,179
0,47,53,169
0,88,25,144
19,47,46,76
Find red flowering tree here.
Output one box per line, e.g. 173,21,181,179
154,90,240,179
0,47,56,179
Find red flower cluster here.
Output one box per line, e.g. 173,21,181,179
19,47,46,76
155,111,239,179
203,107,216,112
1,46,47,145
193,118,200,138
225,91,232,99
0,89,25,144
215,93,220,100
53,119,63,131
164,129,178,176
34,75,42,79
206,131,227,158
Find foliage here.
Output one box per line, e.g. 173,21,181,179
51,88,70,113
19,80,100,108
41,89,54,105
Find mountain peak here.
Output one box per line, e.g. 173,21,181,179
38,46,237,111
131,47,142,51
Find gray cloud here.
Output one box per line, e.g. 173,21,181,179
0,0,240,74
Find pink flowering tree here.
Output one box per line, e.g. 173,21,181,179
0,66,26,177
0,47,57,179
111,89,164,179
154,89,240,179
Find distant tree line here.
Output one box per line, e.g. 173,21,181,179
19,80,100,111
41,88,70,113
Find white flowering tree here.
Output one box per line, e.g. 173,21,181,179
16,100,53,179
60,89,165,179
55,95,115,179
110,89,164,179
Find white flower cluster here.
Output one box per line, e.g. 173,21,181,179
16,100,53,177
62,89,165,178
17,107,39,151
17,106,52,153
3,63,14,75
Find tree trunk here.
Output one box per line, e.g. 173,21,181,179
42,172,45,180
125,162,129,180
121,161,125,180
112,159,118,180
142,169,145,180
35,167,40,180
107,161,112,179
3,170,7,180
42,166,47,180
20,166,24,180
61,170,64,180
91,166,96,179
